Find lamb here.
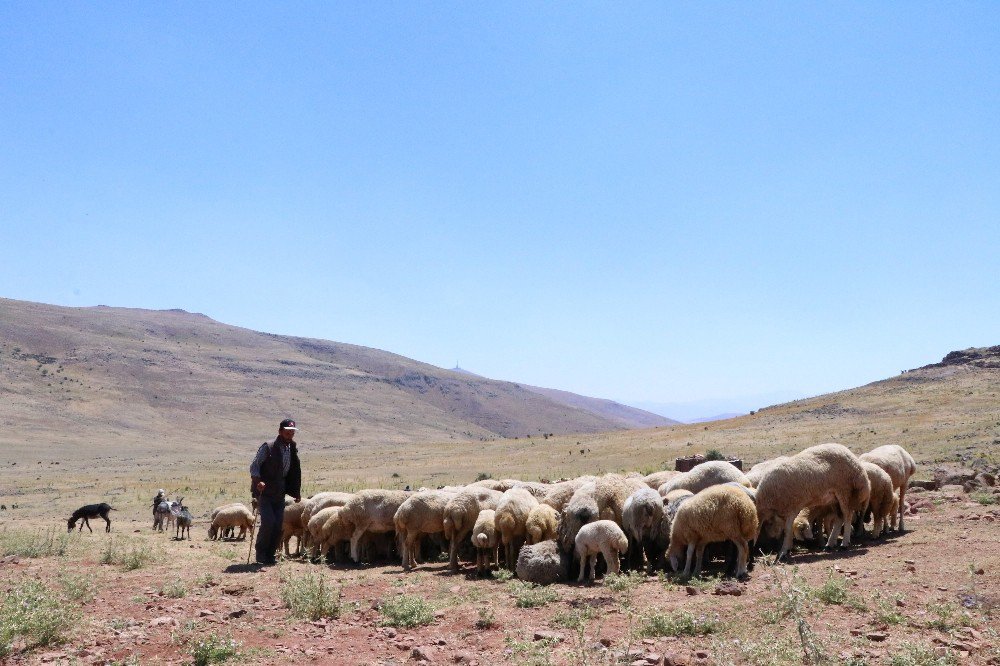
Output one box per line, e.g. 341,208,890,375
525,504,560,545
666,484,759,578
859,444,916,531
318,507,354,562
393,489,458,571
658,461,752,497
495,487,539,570
442,487,504,571
208,504,253,541
340,490,410,563
755,442,871,560
643,470,681,490
746,456,791,488
575,520,629,583
622,487,664,571
516,539,568,586
470,509,499,576
67,503,115,533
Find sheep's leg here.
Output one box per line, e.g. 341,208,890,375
734,539,749,579
898,484,907,532
682,543,695,577
777,515,796,561
693,543,707,577
589,554,598,582
350,527,365,563
602,545,621,576
577,553,587,583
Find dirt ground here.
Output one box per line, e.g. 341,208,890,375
1,484,998,666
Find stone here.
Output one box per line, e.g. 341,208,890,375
599,637,613,647
684,585,699,596
713,581,743,596
411,646,434,661
453,651,476,664
382,627,398,638
866,632,888,642
646,653,663,664
197,609,215,617
533,630,564,643
227,609,247,619
663,653,690,666
149,616,177,627
449,585,461,593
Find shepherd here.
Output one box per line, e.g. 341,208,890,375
249,418,302,565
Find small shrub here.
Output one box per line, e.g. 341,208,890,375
637,610,719,637
100,537,153,570
492,568,514,583
474,472,493,482
160,578,187,599
873,597,906,625
507,580,559,608
379,594,435,628
0,579,80,657
190,633,240,666
603,570,644,594
812,571,849,605
925,602,973,632
280,571,342,621
475,607,496,629
972,493,998,506
704,449,726,461
550,607,595,631
58,573,96,603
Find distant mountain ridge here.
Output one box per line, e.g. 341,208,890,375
0,298,673,450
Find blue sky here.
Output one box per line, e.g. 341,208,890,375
2,2,998,412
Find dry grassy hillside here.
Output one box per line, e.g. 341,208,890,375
0,297,670,458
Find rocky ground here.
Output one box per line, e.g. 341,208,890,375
1,480,999,666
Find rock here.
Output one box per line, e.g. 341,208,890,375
411,646,433,661
516,540,568,585
975,472,996,487
694,651,710,660
866,632,888,642
149,616,177,627
533,630,564,643
227,609,247,619
449,585,461,593
631,660,648,666
713,581,743,596
663,653,690,666
453,651,476,664
909,479,938,491
197,609,215,617
599,638,613,647
684,586,699,596
646,653,663,664
382,627,398,638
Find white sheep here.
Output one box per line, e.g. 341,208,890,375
859,444,916,531
340,489,411,563
658,461,752,497
300,492,355,552
442,486,504,571
755,443,871,560
667,484,759,578
574,520,629,583
495,487,539,570
746,456,791,488
540,476,596,512
525,503,560,545
393,489,458,571
470,508,499,575
281,501,307,556
512,481,552,500
643,470,681,490
208,503,252,540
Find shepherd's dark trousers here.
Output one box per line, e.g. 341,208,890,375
255,495,285,564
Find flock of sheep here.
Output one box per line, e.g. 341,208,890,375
205,442,916,584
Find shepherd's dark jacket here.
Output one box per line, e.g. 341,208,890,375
251,438,301,501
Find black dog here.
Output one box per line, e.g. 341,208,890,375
67,503,115,533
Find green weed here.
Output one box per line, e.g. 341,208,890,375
190,633,240,666
506,580,559,608
379,594,435,628
280,571,342,621
0,579,80,657
636,609,719,637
